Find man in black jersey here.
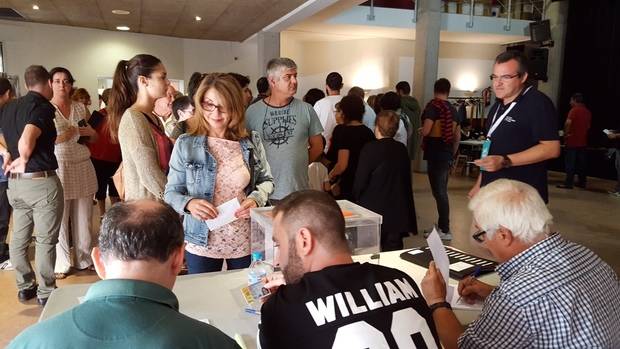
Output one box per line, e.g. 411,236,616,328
259,190,439,349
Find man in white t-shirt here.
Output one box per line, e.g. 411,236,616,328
313,72,343,150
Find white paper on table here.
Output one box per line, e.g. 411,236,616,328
450,261,474,272
426,228,453,301
205,198,241,230
407,249,424,256
449,285,484,311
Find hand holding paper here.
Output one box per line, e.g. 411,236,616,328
205,198,241,230
425,228,453,301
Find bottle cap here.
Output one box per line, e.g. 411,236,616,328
251,251,263,261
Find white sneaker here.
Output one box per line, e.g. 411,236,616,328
423,226,452,240
438,231,453,241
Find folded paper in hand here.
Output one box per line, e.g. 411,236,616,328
205,198,241,230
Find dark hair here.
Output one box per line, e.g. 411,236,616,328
379,91,401,111
303,88,326,107
495,50,529,76
326,72,343,91
434,78,451,95
24,65,51,88
375,110,399,138
188,72,206,100
98,200,184,262
256,76,269,94
395,81,411,94
49,67,75,85
0,77,14,97
373,93,384,114
347,86,365,100
108,54,162,140
571,92,584,104
101,88,111,105
228,72,250,88
273,190,347,251
339,95,365,123
172,95,192,120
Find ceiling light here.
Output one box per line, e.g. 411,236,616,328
32,4,39,10
116,26,130,31
195,16,202,21
112,9,130,15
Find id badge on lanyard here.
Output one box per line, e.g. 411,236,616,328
478,139,491,171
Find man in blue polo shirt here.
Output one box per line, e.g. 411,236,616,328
9,200,240,349
469,51,560,203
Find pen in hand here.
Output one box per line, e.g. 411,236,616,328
456,266,482,304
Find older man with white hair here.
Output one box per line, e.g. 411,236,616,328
421,179,620,349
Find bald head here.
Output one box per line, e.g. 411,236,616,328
99,200,183,262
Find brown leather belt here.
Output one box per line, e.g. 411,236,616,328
9,170,57,179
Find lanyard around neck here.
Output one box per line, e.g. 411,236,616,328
487,86,532,138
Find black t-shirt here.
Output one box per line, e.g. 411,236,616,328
421,100,459,162
259,263,440,349
481,87,559,203
0,91,58,172
326,124,375,200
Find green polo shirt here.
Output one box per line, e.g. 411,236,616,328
9,279,241,349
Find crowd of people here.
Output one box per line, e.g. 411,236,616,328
0,49,619,348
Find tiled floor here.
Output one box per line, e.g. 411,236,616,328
0,171,618,346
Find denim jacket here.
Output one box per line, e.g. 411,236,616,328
164,131,274,246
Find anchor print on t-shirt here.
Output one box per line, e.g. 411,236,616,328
262,107,297,148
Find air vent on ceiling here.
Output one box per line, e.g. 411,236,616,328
0,8,26,20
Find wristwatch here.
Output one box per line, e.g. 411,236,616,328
429,301,452,314
502,154,512,168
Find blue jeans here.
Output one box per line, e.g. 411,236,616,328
564,147,587,187
185,251,251,274
427,159,451,233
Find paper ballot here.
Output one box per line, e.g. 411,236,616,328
450,290,483,311
426,228,454,301
426,229,483,310
205,198,241,230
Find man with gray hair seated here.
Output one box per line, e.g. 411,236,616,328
421,179,620,349
9,200,240,349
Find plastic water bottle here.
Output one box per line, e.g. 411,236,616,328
247,251,272,285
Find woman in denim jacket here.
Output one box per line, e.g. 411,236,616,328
165,73,273,274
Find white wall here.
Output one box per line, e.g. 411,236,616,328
0,20,259,101
281,31,503,101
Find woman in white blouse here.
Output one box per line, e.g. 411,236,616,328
49,67,98,279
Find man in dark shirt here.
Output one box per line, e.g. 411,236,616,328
396,81,422,160
259,190,439,349
557,93,591,189
470,51,560,203
421,78,461,240
0,65,64,305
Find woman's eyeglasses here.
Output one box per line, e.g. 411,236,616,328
201,100,227,114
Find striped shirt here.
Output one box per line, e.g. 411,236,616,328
459,233,620,348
